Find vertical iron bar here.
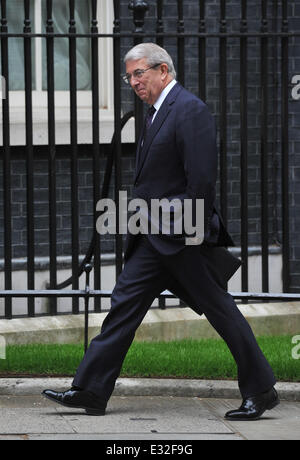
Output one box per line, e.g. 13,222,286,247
240,0,248,295
198,0,206,101
1,0,12,318
158,295,166,310
24,0,35,317
157,0,165,309
84,263,92,353
281,0,290,292
46,0,57,315
128,0,149,143
157,2,166,310
219,0,227,224
113,0,123,278
156,0,164,48
271,0,279,245
91,0,101,311
177,0,184,86
69,0,79,313
260,0,269,293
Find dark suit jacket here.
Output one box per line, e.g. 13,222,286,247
125,82,234,262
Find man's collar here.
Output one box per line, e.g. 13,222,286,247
153,79,177,115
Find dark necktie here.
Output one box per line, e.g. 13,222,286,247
141,105,156,148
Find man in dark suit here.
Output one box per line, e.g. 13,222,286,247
43,43,279,420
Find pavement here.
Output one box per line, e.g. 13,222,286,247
0,377,300,441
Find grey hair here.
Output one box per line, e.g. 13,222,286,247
124,43,176,79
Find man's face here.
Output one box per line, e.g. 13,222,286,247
125,58,166,105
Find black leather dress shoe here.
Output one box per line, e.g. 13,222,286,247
42,387,107,416
225,387,279,421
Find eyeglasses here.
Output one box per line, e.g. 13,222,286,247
122,63,160,85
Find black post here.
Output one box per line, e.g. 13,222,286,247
157,1,166,311
219,0,227,225
156,0,164,48
271,0,279,247
24,0,35,317
177,0,185,86
260,0,269,293
198,0,206,101
46,0,58,315
240,0,248,297
281,0,290,292
113,0,123,278
69,0,79,313
128,0,149,143
128,0,149,34
84,263,93,354
0,0,12,319
91,0,101,312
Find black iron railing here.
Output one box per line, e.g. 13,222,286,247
0,0,299,320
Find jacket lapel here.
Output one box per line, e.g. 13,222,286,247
135,120,146,172
134,82,182,183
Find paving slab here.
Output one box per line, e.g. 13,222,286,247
54,396,233,435
0,395,242,440
0,407,74,435
204,398,300,441
0,394,299,440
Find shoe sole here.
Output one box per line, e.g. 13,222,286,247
225,398,280,421
42,392,106,416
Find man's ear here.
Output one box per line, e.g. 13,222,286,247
161,63,169,79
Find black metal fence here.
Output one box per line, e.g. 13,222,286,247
0,0,300,320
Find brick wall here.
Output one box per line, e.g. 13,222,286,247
0,144,135,260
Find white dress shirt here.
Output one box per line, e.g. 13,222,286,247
152,79,177,123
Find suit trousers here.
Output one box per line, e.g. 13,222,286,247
72,236,276,401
